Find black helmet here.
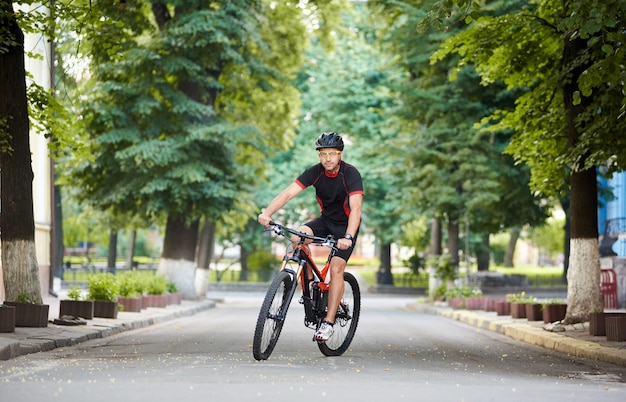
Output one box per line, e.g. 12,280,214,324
315,132,344,151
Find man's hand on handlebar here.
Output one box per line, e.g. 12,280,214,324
258,213,272,227
337,237,352,250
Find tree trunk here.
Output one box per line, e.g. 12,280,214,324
377,242,393,285
107,229,117,273
504,227,520,267
561,33,601,324
447,215,460,276
0,3,42,303
158,215,200,299
126,230,136,269
239,245,250,281
196,221,215,269
429,218,442,256
195,221,215,297
52,184,65,279
476,234,490,271
559,196,570,282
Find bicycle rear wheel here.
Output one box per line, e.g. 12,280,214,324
252,270,294,360
317,272,361,356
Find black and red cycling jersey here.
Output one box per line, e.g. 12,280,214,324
295,160,364,225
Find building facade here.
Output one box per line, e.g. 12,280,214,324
598,171,626,308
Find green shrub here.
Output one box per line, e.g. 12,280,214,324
15,291,38,304
145,274,168,295
404,254,424,275
87,273,119,301
117,272,142,298
247,251,279,271
67,286,84,301
166,281,178,293
428,253,456,281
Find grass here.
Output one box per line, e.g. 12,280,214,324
62,259,565,289
491,264,566,287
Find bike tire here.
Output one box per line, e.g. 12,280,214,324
252,270,293,360
317,271,361,357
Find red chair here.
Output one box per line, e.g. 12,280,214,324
601,269,618,309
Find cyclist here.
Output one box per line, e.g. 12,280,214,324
258,132,364,342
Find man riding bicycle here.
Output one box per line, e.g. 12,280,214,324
258,132,364,342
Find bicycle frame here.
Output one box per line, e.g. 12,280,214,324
270,223,337,322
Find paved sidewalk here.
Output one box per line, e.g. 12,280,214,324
0,294,216,360
409,302,626,367
2,291,625,367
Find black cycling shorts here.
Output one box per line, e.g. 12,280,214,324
304,216,359,262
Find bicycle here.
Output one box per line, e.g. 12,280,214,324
252,222,361,361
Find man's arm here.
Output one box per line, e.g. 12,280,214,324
336,193,363,250
345,193,363,237
257,182,304,226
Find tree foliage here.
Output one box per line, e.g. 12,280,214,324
424,0,626,322
429,0,626,194
368,0,550,272
58,1,344,229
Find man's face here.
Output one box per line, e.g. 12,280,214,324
318,148,342,172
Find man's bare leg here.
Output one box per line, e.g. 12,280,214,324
323,256,347,324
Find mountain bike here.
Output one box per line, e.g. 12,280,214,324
252,222,361,361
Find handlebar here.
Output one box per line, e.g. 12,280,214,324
267,221,337,249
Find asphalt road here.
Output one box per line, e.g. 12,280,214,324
0,292,624,402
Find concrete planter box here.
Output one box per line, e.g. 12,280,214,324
143,294,168,308
510,303,527,319
496,301,511,316
93,300,118,319
0,305,16,333
525,303,543,321
4,301,49,327
118,296,142,312
542,304,567,324
606,316,626,341
589,312,624,336
59,300,95,320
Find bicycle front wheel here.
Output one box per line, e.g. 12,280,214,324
252,270,294,360
317,271,361,357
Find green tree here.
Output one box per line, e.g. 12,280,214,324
368,0,549,279
530,216,566,266
58,1,350,297
0,0,41,302
264,4,404,284
427,0,626,323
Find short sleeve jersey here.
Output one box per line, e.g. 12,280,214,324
295,161,364,225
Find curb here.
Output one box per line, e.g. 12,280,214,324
0,300,216,361
409,303,626,367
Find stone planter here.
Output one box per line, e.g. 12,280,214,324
0,305,16,333
525,303,543,321
59,300,95,320
543,304,567,324
118,296,142,312
589,312,624,336
93,300,118,319
483,298,498,312
168,293,182,305
4,301,49,327
605,316,626,342
447,297,464,309
510,303,528,319
465,297,484,310
496,301,511,316
143,294,168,308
